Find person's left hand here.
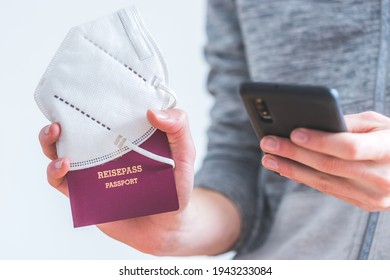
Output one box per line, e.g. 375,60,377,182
260,111,390,212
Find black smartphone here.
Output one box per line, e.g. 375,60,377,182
239,82,347,139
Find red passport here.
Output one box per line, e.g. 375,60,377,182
66,129,179,227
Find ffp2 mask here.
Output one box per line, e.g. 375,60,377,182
34,7,177,170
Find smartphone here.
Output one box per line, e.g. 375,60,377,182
239,82,347,139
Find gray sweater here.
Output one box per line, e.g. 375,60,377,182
195,0,390,259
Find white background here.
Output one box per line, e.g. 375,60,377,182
0,0,214,259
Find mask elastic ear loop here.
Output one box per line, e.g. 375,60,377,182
158,83,177,108
151,77,177,109
107,80,177,168
125,140,175,168
113,80,177,168
113,130,175,168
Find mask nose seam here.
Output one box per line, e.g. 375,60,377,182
54,95,111,131
82,35,147,83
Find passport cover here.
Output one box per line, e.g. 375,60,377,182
66,129,179,227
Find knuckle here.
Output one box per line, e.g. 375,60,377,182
42,146,58,160
317,157,342,173
358,111,390,129
363,191,390,211
46,174,58,189
366,168,390,192
344,141,362,160
372,196,390,211
278,160,294,178
38,128,49,146
360,111,375,119
46,150,58,160
314,174,333,194
273,137,299,159
173,126,187,144
173,108,188,122
46,164,58,183
362,111,384,122
283,142,298,158
167,110,189,134
375,176,390,192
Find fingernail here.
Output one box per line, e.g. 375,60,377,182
44,125,51,135
262,157,279,170
291,129,308,144
261,137,279,152
152,109,169,120
55,159,63,169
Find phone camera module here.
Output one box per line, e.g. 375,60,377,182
254,98,273,123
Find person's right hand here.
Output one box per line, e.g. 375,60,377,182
39,109,241,256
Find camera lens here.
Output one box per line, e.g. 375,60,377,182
255,98,263,104
253,98,273,123
255,98,265,110
261,110,272,119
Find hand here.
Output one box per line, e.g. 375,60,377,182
39,109,196,254
39,109,240,256
260,111,390,212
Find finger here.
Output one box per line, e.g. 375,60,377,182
39,122,61,160
147,109,195,208
290,127,390,161
261,154,384,209
147,109,196,164
47,158,70,197
261,135,390,190
261,135,353,178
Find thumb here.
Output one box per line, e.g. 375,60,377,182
147,109,196,165
147,109,196,209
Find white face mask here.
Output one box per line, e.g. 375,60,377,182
35,7,176,170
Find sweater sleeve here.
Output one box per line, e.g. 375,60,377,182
194,0,262,251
